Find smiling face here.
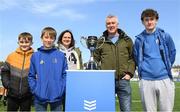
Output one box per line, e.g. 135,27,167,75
18,37,32,52
40,27,56,49
41,32,55,49
106,16,119,35
61,32,72,48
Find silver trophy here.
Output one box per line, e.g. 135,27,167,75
81,36,105,70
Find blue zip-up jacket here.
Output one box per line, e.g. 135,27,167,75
133,28,176,79
28,46,67,103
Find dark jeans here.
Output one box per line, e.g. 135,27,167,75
34,101,63,111
7,96,32,111
115,79,132,112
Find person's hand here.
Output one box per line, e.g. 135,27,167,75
122,74,131,80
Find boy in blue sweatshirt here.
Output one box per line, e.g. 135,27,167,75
28,27,67,111
133,9,176,111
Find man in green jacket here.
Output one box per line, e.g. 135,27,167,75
94,15,135,111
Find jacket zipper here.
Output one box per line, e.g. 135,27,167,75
115,40,120,79
19,53,26,97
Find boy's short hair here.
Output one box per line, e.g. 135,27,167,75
18,32,33,42
41,27,57,40
141,9,159,21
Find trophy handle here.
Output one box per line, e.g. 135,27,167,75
96,36,105,49
80,36,88,48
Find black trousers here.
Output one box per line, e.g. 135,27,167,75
7,96,32,111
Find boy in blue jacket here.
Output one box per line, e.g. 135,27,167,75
28,27,67,111
133,9,176,111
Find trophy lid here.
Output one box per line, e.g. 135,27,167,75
87,36,97,40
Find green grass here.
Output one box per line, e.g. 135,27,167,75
174,82,180,111
0,81,180,111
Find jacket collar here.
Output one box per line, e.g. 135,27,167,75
16,47,34,56
136,27,165,40
37,46,57,52
103,29,128,41
58,44,74,52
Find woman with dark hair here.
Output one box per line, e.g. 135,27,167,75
57,30,83,111
57,30,83,70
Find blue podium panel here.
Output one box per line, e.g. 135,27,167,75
65,70,115,111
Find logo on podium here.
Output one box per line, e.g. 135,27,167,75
84,100,96,111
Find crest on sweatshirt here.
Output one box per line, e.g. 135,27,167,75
156,38,159,45
40,60,45,64
52,58,57,63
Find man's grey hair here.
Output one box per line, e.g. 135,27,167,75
106,14,119,23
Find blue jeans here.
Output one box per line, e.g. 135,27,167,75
115,79,131,112
34,101,62,111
